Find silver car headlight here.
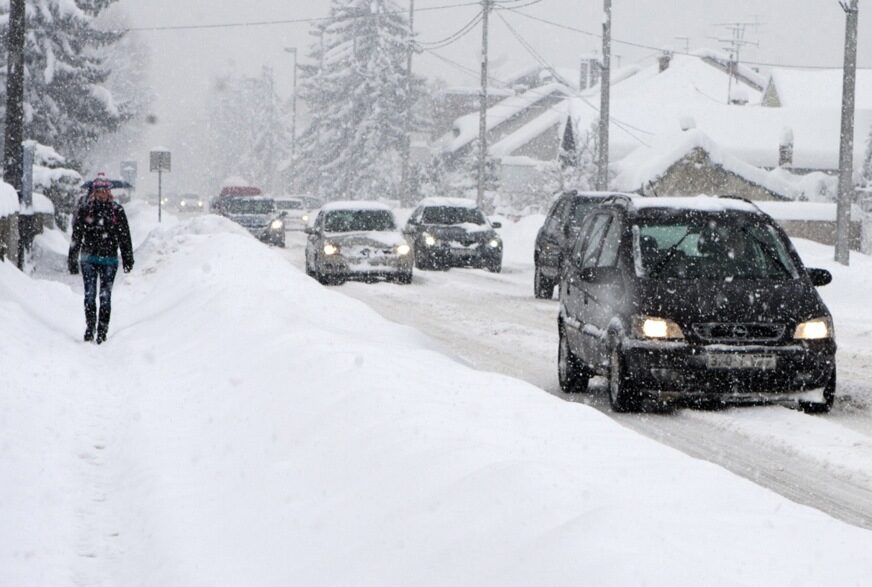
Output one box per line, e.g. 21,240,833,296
323,242,339,256
396,243,411,256
270,219,283,230
794,317,833,340
423,232,436,246
488,238,500,248
634,316,685,340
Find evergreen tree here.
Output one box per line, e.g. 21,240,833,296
0,0,126,163
558,118,599,192
200,69,293,194
296,0,426,200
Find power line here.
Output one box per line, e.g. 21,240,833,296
504,8,865,71
123,1,483,33
419,10,484,49
495,10,652,145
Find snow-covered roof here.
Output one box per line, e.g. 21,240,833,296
632,194,762,214
766,68,872,110
567,53,872,172
418,197,478,209
440,82,573,155
321,200,393,212
0,181,18,217
611,129,797,199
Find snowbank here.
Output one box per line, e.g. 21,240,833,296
3,216,872,585
498,213,544,267
0,181,17,217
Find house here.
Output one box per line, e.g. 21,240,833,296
762,68,872,109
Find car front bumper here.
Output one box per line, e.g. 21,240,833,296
421,243,502,267
621,338,835,404
320,254,413,277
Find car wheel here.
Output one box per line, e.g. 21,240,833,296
415,248,433,270
534,264,554,299
608,344,641,412
558,326,589,393
485,259,502,273
799,370,836,414
397,271,413,285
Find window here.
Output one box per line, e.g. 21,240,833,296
575,214,611,269
635,213,799,280
597,216,623,267
323,209,396,233
421,206,486,225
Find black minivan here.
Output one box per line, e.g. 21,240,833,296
558,195,836,413
534,191,635,299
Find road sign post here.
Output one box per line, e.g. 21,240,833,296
150,150,171,223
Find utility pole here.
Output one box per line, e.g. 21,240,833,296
3,0,25,267
476,0,492,208
285,47,298,192
596,0,612,191
400,0,415,207
835,0,859,266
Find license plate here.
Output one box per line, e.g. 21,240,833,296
705,353,777,370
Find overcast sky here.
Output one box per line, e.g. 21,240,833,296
111,0,871,193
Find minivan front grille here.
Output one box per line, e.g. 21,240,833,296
692,322,786,343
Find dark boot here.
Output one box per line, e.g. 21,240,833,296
96,305,111,345
84,304,97,342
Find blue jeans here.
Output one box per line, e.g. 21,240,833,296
81,261,118,334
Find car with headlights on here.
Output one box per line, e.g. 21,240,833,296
275,196,316,231
305,202,413,285
217,196,285,247
177,193,205,212
403,198,502,272
557,194,836,414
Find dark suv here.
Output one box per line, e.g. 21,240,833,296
558,195,836,413
534,191,635,299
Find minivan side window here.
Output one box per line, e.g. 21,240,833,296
575,214,610,269
546,198,571,233
597,215,623,267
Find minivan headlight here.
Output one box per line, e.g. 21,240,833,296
396,243,411,256
270,219,283,230
634,316,684,339
323,242,339,256
794,317,833,340
423,232,436,246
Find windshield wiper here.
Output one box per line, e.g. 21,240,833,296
646,229,692,277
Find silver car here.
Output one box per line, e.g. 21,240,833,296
305,202,413,285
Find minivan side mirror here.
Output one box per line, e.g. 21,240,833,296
304,226,316,236
807,268,832,287
491,221,502,229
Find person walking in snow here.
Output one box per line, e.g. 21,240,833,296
67,176,134,344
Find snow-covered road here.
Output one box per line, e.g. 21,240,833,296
282,231,872,530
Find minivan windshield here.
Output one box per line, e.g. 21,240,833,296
635,213,799,280
324,209,396,232
421,206,486,225
223,198,276,215
276,199,303,210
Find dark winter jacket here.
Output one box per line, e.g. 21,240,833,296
68,198,134,273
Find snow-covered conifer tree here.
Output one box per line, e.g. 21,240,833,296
296,0,425,199
0,0,126,163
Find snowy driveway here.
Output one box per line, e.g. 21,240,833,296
282,231,872,530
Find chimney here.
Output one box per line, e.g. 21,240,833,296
579,53,601,90
658,51,673,73
779,127,794,168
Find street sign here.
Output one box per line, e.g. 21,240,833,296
150,150,171,172
121,160,138,189
150,150,171,223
